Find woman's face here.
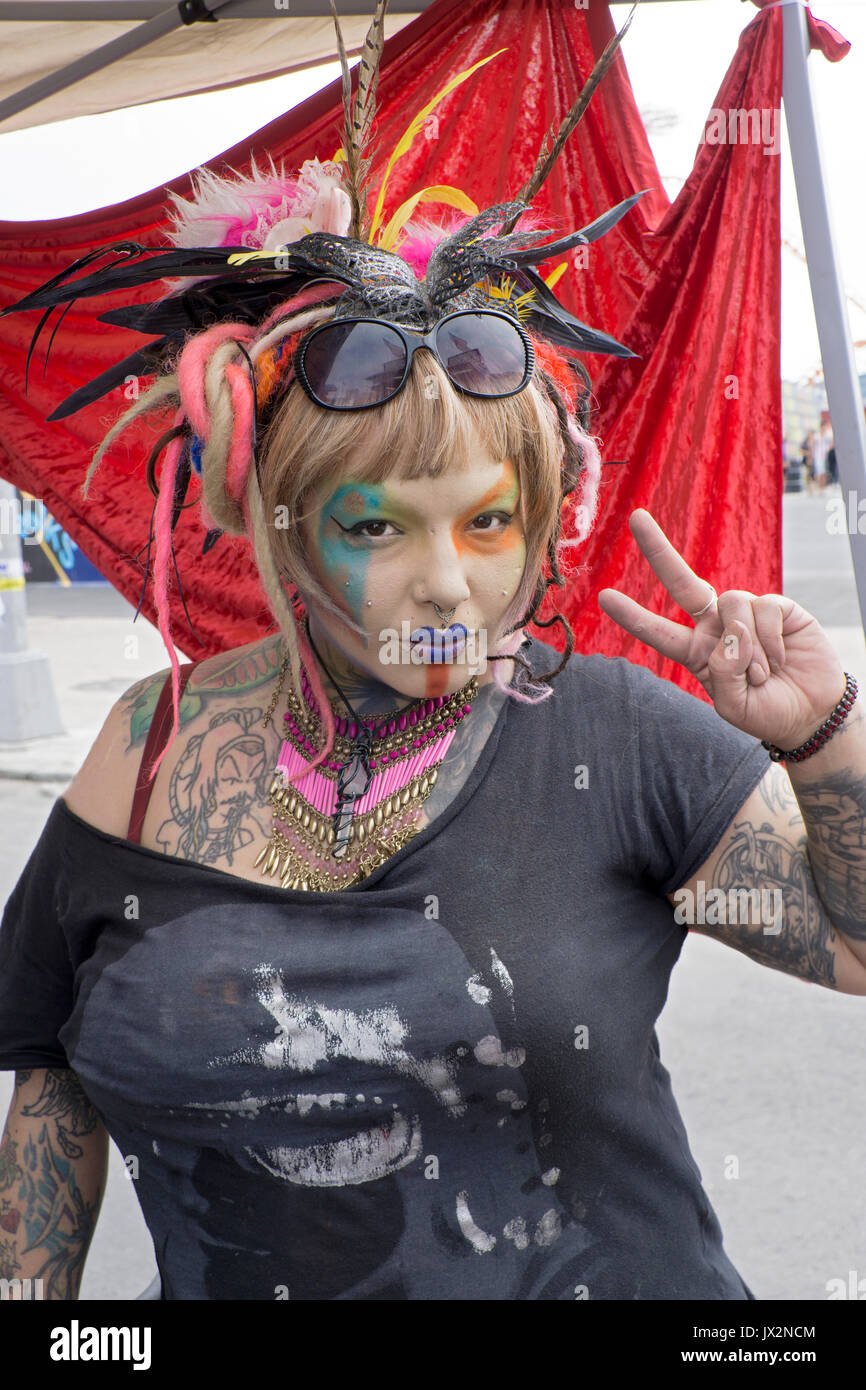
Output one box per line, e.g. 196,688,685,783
298,438,527,701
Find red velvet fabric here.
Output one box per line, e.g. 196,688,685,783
0,0,791,702
750,0,851,61
539,5,785,696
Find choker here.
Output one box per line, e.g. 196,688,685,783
255,640,479,891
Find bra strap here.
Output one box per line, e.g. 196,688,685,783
127,663,198,844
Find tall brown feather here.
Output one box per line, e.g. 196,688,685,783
329,0,362,237
329,0,390,241
354,0,389,239
503,1,639,235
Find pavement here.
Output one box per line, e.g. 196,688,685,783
1,482,865,1301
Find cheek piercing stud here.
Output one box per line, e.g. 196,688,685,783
366,601,373,607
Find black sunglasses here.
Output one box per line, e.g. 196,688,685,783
293,310,535,411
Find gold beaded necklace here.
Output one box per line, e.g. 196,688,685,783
257,638,479,891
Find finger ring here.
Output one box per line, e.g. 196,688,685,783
691,585,718,619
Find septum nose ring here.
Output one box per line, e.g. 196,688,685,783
433,603,456,628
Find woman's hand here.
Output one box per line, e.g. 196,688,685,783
597,508,847,750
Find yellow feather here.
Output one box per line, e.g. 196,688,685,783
514,289,536,319
227,250,272,267
369,48,507,244
379,186,478,251
544,262,569,290
486,276,514,301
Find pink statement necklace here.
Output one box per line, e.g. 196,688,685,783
256,630,479,891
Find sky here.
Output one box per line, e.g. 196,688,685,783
0,0,864,383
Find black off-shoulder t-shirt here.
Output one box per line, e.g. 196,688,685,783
0,642,769,1300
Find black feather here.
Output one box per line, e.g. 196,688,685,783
508,192,647,267
520,268,637,358
46,341,169,421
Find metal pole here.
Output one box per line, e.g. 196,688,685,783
782,1,866,631
0,0,240,127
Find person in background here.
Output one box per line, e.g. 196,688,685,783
801,428,816,491
810,414,833,494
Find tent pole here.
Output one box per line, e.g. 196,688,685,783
781,2,866,632
0,0,240,126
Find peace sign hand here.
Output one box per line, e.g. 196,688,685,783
597,509,847,750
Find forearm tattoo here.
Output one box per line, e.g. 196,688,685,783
0,1069,103,1299
791,770,866,942
703,772,838,988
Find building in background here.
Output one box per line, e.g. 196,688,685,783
781,378,827,459
11,489,106,584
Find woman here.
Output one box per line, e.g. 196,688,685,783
1,67,865,1303
801,428,816,492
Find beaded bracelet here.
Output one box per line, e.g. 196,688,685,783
761,672,859,763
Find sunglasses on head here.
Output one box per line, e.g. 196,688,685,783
293,309,535,412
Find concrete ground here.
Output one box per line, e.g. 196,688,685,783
0,482,864,1301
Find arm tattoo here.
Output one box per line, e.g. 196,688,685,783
19,1068,100,1160
15,1122,100,1298
1,1070,103,1299
790,769,866,941
704,772,838,988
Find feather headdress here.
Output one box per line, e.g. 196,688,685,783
5,0,642,422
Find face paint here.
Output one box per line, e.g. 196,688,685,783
449,464,522,559
315,483,388,633
303,445,527,710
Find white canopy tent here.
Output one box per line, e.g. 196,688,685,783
0,1,431,133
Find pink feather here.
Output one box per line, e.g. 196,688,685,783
166,156,350,251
